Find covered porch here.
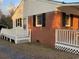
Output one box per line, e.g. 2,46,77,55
55,29,79,54
55,2,79,54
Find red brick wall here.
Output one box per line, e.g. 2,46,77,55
28,11,79,48
28,11,62,48
72,16,79,30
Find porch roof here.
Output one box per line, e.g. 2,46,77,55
57,6,79,16
57,2,79,16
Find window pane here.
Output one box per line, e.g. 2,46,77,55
16,19,17,27
65,15,71,27
18,19,20,26
18,23,19,26
18,19,19,22
20,18,22,27
37,15,42,25
66,15,69,25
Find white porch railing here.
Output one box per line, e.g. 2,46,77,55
1,27,31,44
55,29,79,54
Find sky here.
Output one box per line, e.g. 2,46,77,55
0,0,79,15
0,0,21,15
55,0,79,2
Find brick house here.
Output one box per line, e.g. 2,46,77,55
26,0,79,48
2,0,79,54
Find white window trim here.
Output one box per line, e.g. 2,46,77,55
36,15,42,27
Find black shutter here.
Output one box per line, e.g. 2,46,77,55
62,12,66,26
70,14,73,26
33,15,36,27
16,19,17,27
42,13,46,27
20,18,22,27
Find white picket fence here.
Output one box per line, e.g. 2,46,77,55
1,27,31,44
55,29,79,54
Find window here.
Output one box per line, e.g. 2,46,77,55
19,18,22,27
62,12,73,27
17,19,19,26
65,15,71,27
36,14,43,27
16,19,18,27
16,18,22,27
33,13,46,27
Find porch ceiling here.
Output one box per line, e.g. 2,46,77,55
58,6,79,16
74,6,79,10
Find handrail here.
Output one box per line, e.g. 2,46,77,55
1,28,31,38
55,29,79,46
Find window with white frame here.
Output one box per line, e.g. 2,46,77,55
33,13,46,27
16,18,22,27
36,14,43,27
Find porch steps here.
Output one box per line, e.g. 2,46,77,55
55,43,79,54
1,35,31,44
0,28,31,44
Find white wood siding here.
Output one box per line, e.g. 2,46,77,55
23,0,61,17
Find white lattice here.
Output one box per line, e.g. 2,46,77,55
55,43,79,54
